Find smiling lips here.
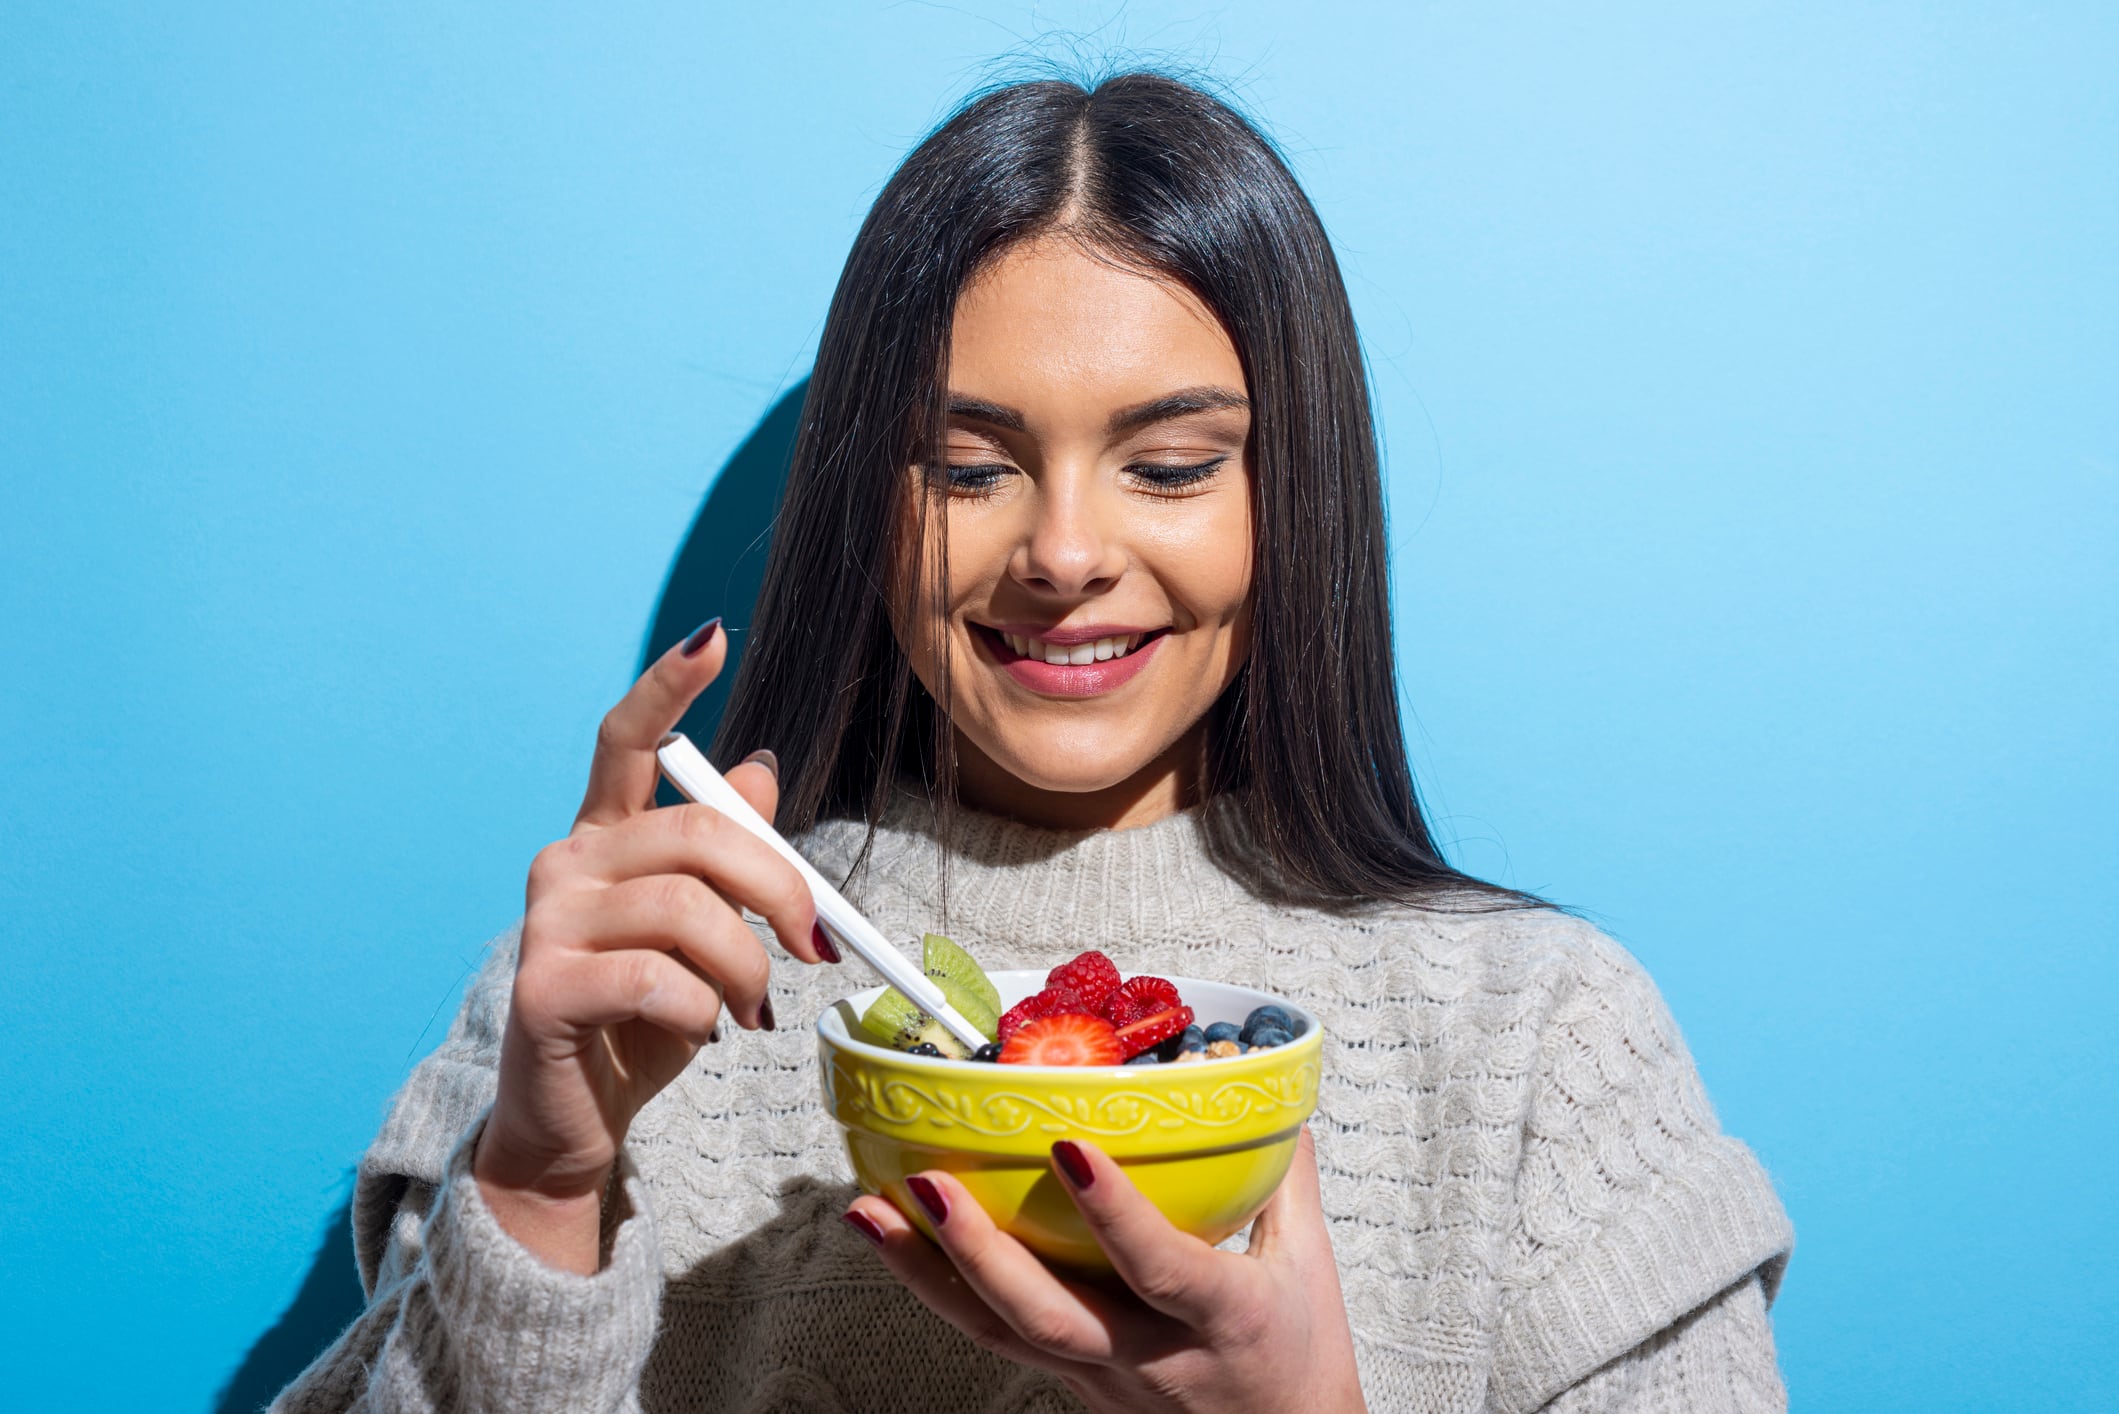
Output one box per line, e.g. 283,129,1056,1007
977,624,1167,697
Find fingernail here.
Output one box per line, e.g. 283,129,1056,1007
680,616,722,657
906,1174,949,1225
1052,1140,1094,1190
843,1209,886,1247
811,921,841,964
740,748,779,780
758,997,776,1032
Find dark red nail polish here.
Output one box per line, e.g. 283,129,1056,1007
758,997,776,1032
843,1210,885,1247
740,748,779,780
906,1174,949,1225
1053,1140,1094,1190
812,921,841,964
680,617,722,657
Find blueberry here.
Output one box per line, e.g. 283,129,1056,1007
971,1042,1002,1063
909,1042,943,1057
1240,1006,1295,1046
1177,1025,1206,1053
1204,1021,1243,1046
1247,1026,1293,1050
1125,1049,1163,1066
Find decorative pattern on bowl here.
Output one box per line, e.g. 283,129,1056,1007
826,1054,1321,1140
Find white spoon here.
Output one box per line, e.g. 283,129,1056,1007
656,732,990,1052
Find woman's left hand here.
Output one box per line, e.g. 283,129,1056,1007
843,1126,1366,1414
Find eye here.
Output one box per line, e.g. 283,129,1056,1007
1125,455,1228,490
939,461,1014,495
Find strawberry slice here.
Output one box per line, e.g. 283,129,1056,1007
1104,975,1183,1027
1113,1005,1194,1059
1045,951,1121,1015
999,1013,1122,1066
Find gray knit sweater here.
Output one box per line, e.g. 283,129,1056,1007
276,794,1792,1413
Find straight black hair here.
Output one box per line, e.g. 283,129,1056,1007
714,71,1542,913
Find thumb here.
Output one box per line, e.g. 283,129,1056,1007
1246,1125,1330,1262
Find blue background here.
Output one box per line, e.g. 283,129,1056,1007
3,4,2113,1409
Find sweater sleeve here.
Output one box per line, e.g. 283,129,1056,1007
1489,921,1794,1414
268,921,666,1413
269,1116,664,1413
1536,1274,1786,1412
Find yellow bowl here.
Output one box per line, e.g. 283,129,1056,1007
817,970,1322,1269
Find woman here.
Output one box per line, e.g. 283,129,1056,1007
279,73,1791,1413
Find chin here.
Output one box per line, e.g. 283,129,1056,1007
992,757,1152,797
977,730,1164,797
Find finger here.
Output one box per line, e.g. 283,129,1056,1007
529,805,828,964
725,749,780,827
539,875,774,1029
1048,1140,1231,1327
890,1171,1141,1364
841,1196,1076,1377
523,949,722,1046
1246,1125,1330,1262
575,619,727,829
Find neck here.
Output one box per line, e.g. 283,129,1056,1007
950,725,1206,832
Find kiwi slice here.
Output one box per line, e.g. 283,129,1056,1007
923,933,1001,1025
856,934,1002,1057
858,988,974,1059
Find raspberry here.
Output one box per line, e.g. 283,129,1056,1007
1112,1005,1195,1060
999,1013,1123,1066
1104,975,1183,1027
997,986,1090,1042
1044,951,1120,1014
996,991,1057,1043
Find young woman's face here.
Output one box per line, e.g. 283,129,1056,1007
902,235,1254,823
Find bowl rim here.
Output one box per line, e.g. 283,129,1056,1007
815,969,1321,1074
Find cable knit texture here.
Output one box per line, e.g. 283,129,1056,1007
273,793,1791,1413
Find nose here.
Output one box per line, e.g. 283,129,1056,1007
1010,472,1126,598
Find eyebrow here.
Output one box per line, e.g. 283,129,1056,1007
944,385,1251,438
945,396,1026,432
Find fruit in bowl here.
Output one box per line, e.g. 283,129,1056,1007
817,943,1322,1270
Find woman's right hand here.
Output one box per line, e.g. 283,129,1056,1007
472,619,834,1272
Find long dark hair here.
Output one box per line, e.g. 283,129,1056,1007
714,71,1541,913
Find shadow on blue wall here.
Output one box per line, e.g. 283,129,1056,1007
214,1190,362,1413
642,378,806,748
212,382,805,1411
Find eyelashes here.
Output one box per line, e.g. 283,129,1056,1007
1127,456,1228,489
937,457,1230,494
942,462,1011,494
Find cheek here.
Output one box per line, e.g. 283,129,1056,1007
898,496,1008,675
889,490,967,682
1145,495,1255,630
932,502,1015,612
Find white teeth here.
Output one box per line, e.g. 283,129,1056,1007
997,629,1152,662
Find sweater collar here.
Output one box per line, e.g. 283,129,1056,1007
849,788,1263,957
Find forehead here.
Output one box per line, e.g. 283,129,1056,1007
947,237,1246,419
